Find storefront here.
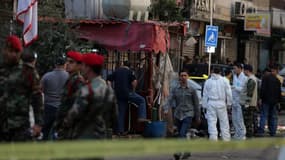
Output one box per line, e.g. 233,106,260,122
272,8,285,65
187,0,235,64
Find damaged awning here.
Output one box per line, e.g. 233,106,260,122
76,21,174,53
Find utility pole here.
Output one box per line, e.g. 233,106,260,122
208,0,213,76
10,0,17,35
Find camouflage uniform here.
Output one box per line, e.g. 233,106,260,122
240,76,258,137
64,76,116,139
55,72,85,139
0,62,43,141
0,64,9,139
243,105,258,137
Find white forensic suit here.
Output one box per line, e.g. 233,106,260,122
202,73,232,141
232,72,248,140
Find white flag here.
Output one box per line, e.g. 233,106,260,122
16,0,38,46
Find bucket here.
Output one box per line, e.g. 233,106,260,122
143,121,166,138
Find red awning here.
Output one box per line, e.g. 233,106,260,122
76,21,171,53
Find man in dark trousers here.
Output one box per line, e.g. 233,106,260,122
0,35,43,141
258,64,281,136
41,56,69,140
107,61,148,135
171,70,199,160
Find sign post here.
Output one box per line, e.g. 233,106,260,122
205,25,219,48
205,0,219,76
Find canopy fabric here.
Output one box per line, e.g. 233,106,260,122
77,21,170,53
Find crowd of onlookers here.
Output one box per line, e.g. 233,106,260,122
1,35,284,143
0,35,117,142
177,55,284,141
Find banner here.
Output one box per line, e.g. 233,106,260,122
272,8,285,29
16,0,38,46
244,13,271,37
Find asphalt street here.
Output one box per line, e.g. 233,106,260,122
107,111,285,160
106,147,281,160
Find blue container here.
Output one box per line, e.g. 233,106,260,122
143,121,167,138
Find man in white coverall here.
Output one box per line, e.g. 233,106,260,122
232,62,248,140
202,67,232,141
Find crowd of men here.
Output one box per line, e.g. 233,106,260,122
0,35,116,142
0,35,283,143
162,61,282,141
200,62,282,141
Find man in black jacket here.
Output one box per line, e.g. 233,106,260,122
258,64,281,136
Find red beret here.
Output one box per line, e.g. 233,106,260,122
6,35,23,52
82,53,104,66
67,51,82,62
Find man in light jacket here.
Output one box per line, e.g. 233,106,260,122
232,62,248,140
202,67,232,141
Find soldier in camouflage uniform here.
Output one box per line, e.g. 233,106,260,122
54,51,85,139
0,35,43,141
0,37,13,141
240,64,258,138
64,53,116,139
21,48,38,67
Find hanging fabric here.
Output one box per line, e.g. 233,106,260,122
16,0,38,46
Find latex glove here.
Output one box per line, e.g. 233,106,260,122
227,105,232,110
195,116,201,125
32,124,42,137
202,108,207,114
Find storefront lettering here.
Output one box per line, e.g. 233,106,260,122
194,0,210,12
272,8,285,29
191,0,230,22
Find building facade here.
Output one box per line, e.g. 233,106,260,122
181,0,285,72
231,0,271,72
182,0,236,64
271,0,285,66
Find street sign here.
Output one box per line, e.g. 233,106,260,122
206,46,215,53
205,25,219,47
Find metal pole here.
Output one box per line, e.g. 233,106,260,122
180,34,184,71
13,0,17,20
147,51,154,119
10,0,17,35
208,0,213,76
210,0,213,26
